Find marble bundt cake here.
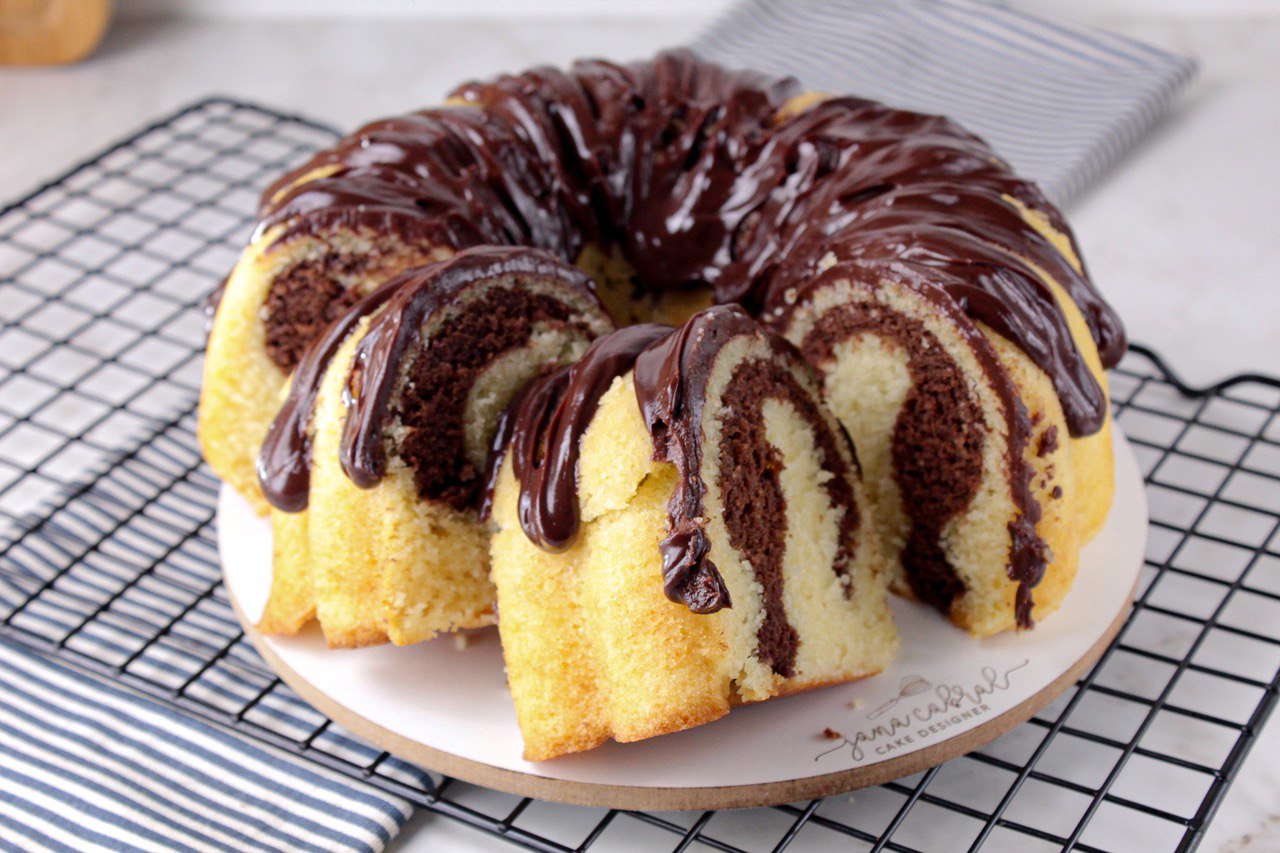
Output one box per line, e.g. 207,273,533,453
200,49,1125,648
254,247,612,646
486,307,896,760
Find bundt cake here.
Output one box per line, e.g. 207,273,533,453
200,48,1126,661
254,247,612,646
486,307,896,760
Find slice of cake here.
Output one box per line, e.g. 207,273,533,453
256,247,613,647
486,306,897,760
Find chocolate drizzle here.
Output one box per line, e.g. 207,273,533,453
257,246,604,513
257,277,403,512
258,108,576,257
494,305,861,621
482,324,671,550
629,308,759,614
254,50,1124,437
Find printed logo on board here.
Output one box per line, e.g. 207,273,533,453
816,659,1031,763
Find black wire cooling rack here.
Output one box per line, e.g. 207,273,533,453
1,98,1278,853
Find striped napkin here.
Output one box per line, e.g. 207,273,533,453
693,0,1198,205
0,642,412,852
0,2,1195,851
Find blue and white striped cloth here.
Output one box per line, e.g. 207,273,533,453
694,0,1197,205
0,3,1195,851
0,642,411,852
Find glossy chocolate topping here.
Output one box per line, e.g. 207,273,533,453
632,306,770,613
253,50,1123,438
257,277,402,512
494,305,859,617
257,246,603,512
482,324,671,550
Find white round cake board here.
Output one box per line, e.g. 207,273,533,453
220,427,1146,809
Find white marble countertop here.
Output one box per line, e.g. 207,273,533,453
1,5,1276,851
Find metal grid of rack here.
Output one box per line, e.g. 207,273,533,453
1,99,1277,852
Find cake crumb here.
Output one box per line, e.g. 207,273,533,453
1036,425,1060,458
848,698,866,710
454,634,470,651
821,727,843,740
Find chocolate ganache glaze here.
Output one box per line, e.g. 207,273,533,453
251,50,1124,440
633,306,789,615
257,277,403,513
490,305,863,626
481,324,671,550
257,246,603,513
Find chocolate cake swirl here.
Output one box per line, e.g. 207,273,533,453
492,306,864,632
257,246,608,513
800,291,1046,628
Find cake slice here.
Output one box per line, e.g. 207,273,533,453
760,183,1117,636
486,306,897,760
257,247,613,647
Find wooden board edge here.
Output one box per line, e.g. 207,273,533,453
227,576,1136,811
